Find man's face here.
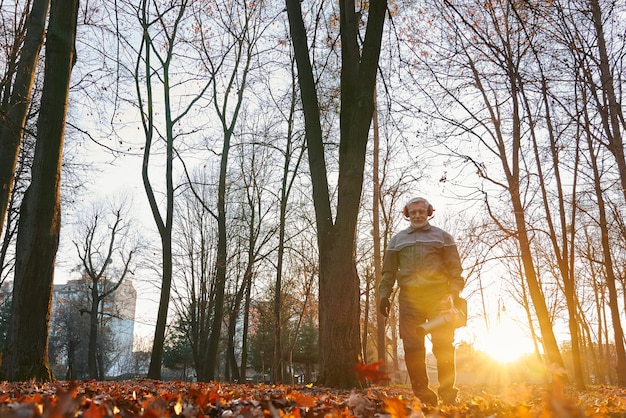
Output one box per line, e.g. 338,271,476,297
407,201,429,229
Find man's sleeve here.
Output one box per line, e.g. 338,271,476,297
379,249,398,300
443,233,464,294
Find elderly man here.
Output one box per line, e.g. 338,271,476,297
379,197,465,405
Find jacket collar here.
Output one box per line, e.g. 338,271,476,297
405,222,431,233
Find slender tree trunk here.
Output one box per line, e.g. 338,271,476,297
202,3,255,378
372,89,385,364
272,137,291,383
525,69,584,387
443,0,565,373
239,278,252,381
578,301,602,384
271,96,305,382
66,342,75,380
285,269,315,384
583,105,626,386
97,345,105,380
362,269,371,364
88,285,100,379
204,130,230,380
134,0,189,380
466,48,566,371
147,234,173,379
141,5,177,379
226,272,248,382
589,0,626,204
478,70,566,371
520,272,546,380
593,282,607,384
509,185,565,371
0,0,77,382
0,0,49,233
0,161,23,280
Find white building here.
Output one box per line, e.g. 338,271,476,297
50,277,137,378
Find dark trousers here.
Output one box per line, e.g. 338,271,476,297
400,296,457,398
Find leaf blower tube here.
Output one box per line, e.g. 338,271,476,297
417,295,467,334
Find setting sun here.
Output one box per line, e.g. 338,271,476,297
475,318,536,363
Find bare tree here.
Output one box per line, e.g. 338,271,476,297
170,179,216,381
0,0,78,381
284,251,317,384
48,283,91,379
549,0,626,385
224,146,278,382
407,0,566,372
501,1,587,387
264,58,307,384
372,91,385,364
131,0,213,379
286,0,388,386
0,0,49,234
580,95,626,385
0,141,31,285
186,0,271,381
72,199,139,379
586,0,626,205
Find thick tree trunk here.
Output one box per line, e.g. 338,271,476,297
318,239,362,387
0,0,77,382
286,0,387,387
0,0,49,233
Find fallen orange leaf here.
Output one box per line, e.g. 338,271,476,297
383,395,408,418
355,360,389,384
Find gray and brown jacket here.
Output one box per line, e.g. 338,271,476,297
379,222,464,308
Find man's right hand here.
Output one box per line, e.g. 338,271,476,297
379,298,391,317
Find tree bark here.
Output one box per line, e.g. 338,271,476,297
372,89,386,363
0,0,77,381
239,278,252,381
203,113,230,381
0,0,49,234
286,0,388,387
88,281,100,379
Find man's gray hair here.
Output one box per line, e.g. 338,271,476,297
405,197,430,208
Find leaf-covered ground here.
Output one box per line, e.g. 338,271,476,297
0,379,624,417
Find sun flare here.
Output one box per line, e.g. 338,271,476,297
475,319,536,363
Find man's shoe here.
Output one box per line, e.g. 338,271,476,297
414,388,438,406
439,388,459,405
441,395,458,405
